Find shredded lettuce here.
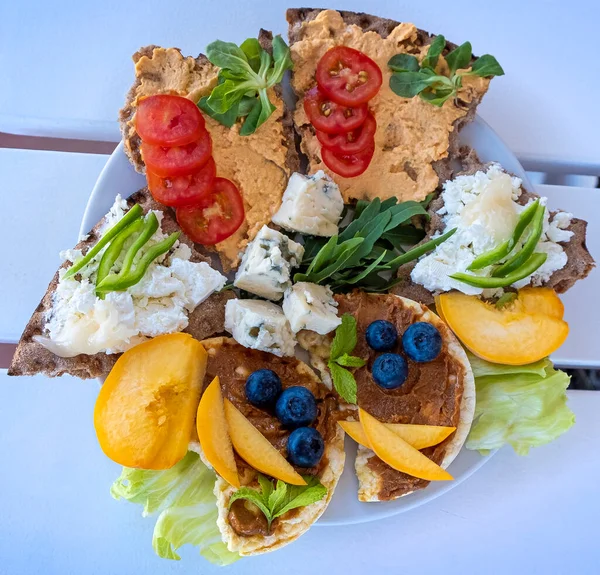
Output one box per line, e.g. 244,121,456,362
466,354,575,455
111,451,239,565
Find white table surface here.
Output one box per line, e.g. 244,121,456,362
1,0,599,169
0,369,597,575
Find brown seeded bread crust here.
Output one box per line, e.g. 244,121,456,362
8,188,233,379
118,32,299,177
286,8,484,186
392,150,595,304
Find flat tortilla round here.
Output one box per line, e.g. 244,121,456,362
196,337,345,556
300,294,475,502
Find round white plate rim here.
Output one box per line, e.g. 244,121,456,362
83,114,530,526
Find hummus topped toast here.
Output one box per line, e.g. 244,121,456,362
299,291,475,502
287,8,491,203
119,31,298,270
193,337,344,555
9,189,232,379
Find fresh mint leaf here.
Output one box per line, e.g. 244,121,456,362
388,53,420,72
268,35,294,87
330,313,358,360
389,71,436,98
206,40,256,77
445,41,472,75
421,35,446,70
267,480,288,515
273,476,327,518
328,361,358,404
335,353,366,368
469,54,504,77
228,487,271,525
240,38,262,72
198,96,239,128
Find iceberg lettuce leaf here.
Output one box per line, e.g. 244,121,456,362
111,451,239,565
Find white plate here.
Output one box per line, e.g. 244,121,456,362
82,115,529,525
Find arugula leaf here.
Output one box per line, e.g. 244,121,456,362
382,226,426,246
421,35,446,70
384,227,457,271
420,192,437,208
328,362,358,404
335,353,366,368
330,313,358,359
388,53,420,72
445,41,472,75
469,54,505,77
385,201,429,231
240,38,262,72
228,475,327,530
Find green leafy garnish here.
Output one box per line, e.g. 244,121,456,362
326,314,365,404
388,36,504,107
228,474,327,531
494,292,517,309
201,36,293,135
295,197,451,292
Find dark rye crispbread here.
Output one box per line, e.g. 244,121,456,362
392,150,596,304
8,189,233,379
286,7,487,189
119,30,299,177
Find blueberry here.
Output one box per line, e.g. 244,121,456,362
245,369,282,408
287,427,324,468
402,322,442,362
275,386,317,428
372,353,408,389
365,320,398,351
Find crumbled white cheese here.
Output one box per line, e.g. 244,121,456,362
282,282,341,334
35,196,226,358
272,171,344,236
411,164,573,295
224,299,296,357
234,225,304,300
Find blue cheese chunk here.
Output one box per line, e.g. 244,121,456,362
224,299,296,357
282,282,341,335
272,171,344,236
234,225,304,301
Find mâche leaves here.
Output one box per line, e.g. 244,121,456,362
202,35,293,135
228,474,327,530
388,37,503,107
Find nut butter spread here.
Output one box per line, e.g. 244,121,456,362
129,48,290,269
291,9,490,203
203,338,338,535
336,291,465,500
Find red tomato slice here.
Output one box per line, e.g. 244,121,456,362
303,86,367,134
316,46,383,107
176,178,245,245
147,157,216,207
321,139,375,178
136,95,205,147
316,112,377,155
141,129,212,177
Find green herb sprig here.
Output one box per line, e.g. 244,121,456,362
199,36,293,135
388,35,504,107
228,474,326,531
295,196,455,292
326,314,366,404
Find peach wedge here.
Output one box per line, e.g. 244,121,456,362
196,377,240,488
223,399,306,486
339,421,455,450
94,333,207,470
359,409,453,481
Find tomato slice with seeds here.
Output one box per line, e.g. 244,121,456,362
316,112,377,155
316,46,383,107
136,95,205,147
176,178,245,245
141,129,212,177
321,139,375,178
304,86,367,134
147,157,216,207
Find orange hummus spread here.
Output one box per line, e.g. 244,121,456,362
127,47,291,269
290,10,490,203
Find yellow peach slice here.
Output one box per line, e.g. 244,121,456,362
437,291,568,365
339,421,455,450
94,333,207,470
223,399,306,486
359,409,453,481
196,377,240,488
517,287,564,318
